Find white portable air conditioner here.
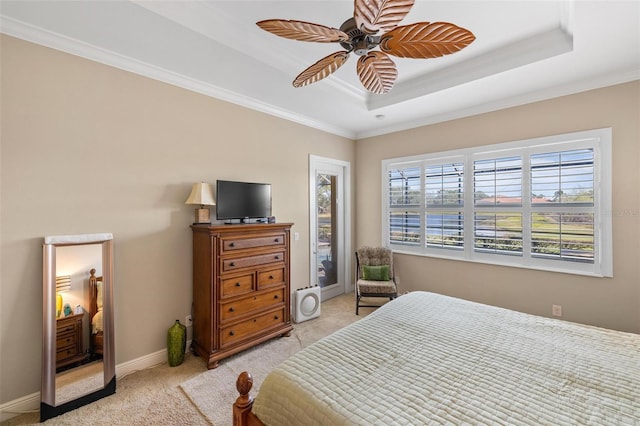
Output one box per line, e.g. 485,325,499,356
294,286,321,323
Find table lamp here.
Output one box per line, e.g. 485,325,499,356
185,182,216,224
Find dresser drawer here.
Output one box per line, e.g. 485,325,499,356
257,267,285,289
220,287,285,322
56,331,77,349
221,233,286,254
56,345,77,363
57,321,78,335
220,308,285,347
220,274,254,298
221,251,284,273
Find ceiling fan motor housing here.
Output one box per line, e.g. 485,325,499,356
339,18,380,56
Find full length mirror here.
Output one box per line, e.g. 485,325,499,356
41,233,115,421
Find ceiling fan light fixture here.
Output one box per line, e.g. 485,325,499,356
353,38,371,56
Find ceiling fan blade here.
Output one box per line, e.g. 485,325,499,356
257,19,349,42
357,51,398,94
293,51,350,88
354,0,415,35
380,22,476,58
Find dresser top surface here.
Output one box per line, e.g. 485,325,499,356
191,223,293,233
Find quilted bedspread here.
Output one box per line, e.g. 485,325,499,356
252,291,640,425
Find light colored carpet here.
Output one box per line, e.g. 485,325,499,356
179,293,372,426
3,293,377,426
3,353,209,426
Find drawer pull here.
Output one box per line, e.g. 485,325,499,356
230,242,235,247
229,307,235,312
230,262,235,267
253,319,257,323
269,275,274,280
235,282,241,287
274,315,279,320
274,238,279,242
274,295,279,299
274,255,280,260
229,331,235,336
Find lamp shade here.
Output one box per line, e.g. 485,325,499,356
185,182,215,206
55,275,72,293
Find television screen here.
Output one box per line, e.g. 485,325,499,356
216,180,272,221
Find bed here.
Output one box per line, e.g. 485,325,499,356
88,268,104,357
233,291,640,425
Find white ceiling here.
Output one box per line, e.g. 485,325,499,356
1,1,639,139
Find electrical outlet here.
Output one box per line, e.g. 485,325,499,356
552,305,562,317
185,315,193,327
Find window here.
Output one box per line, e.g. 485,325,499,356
388,165,420,245
473,156,523,255
530,149,595,263
425,162,464,249
382,128,612,277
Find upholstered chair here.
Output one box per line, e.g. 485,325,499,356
355,246,398,315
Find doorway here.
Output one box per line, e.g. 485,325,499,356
309,155,351,301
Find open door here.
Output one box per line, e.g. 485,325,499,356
309,156,351,301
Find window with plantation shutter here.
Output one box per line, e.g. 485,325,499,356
425,163,464,249
473,156,523,255
382,128,612,277
388,165,421,246
530,149,595,263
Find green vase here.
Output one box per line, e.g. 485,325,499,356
167,319,187,367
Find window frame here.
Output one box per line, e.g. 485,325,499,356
381,128,613,277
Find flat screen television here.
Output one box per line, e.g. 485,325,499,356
216,180,272,222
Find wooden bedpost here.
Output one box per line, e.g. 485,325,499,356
89,268,98,317
233,371,254,426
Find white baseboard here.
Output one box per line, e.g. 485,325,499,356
115,346,167,379
0,341,190,422
0,392,40,422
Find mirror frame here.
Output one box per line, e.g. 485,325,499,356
41,233,116,421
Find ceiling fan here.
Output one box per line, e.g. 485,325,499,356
257,0,476,94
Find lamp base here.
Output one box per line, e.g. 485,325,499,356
194,208,211,224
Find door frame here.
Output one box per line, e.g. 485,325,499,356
309,155,352,300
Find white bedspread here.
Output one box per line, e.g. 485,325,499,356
253,291,640,425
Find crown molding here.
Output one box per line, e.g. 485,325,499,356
356,68,640,140
0,15,355,139
2,11,637,142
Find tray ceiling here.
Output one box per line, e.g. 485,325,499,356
1,1,638,138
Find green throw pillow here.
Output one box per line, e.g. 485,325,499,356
362,265,390,281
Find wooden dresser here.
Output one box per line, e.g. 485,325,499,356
56,313,87,370
191,223,294,369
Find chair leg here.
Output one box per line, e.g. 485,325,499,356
355,294,360,315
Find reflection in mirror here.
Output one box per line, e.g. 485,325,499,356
54,245,102,405
42,233,115,421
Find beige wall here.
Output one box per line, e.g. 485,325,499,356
355,81,640,335
0,35,354,403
